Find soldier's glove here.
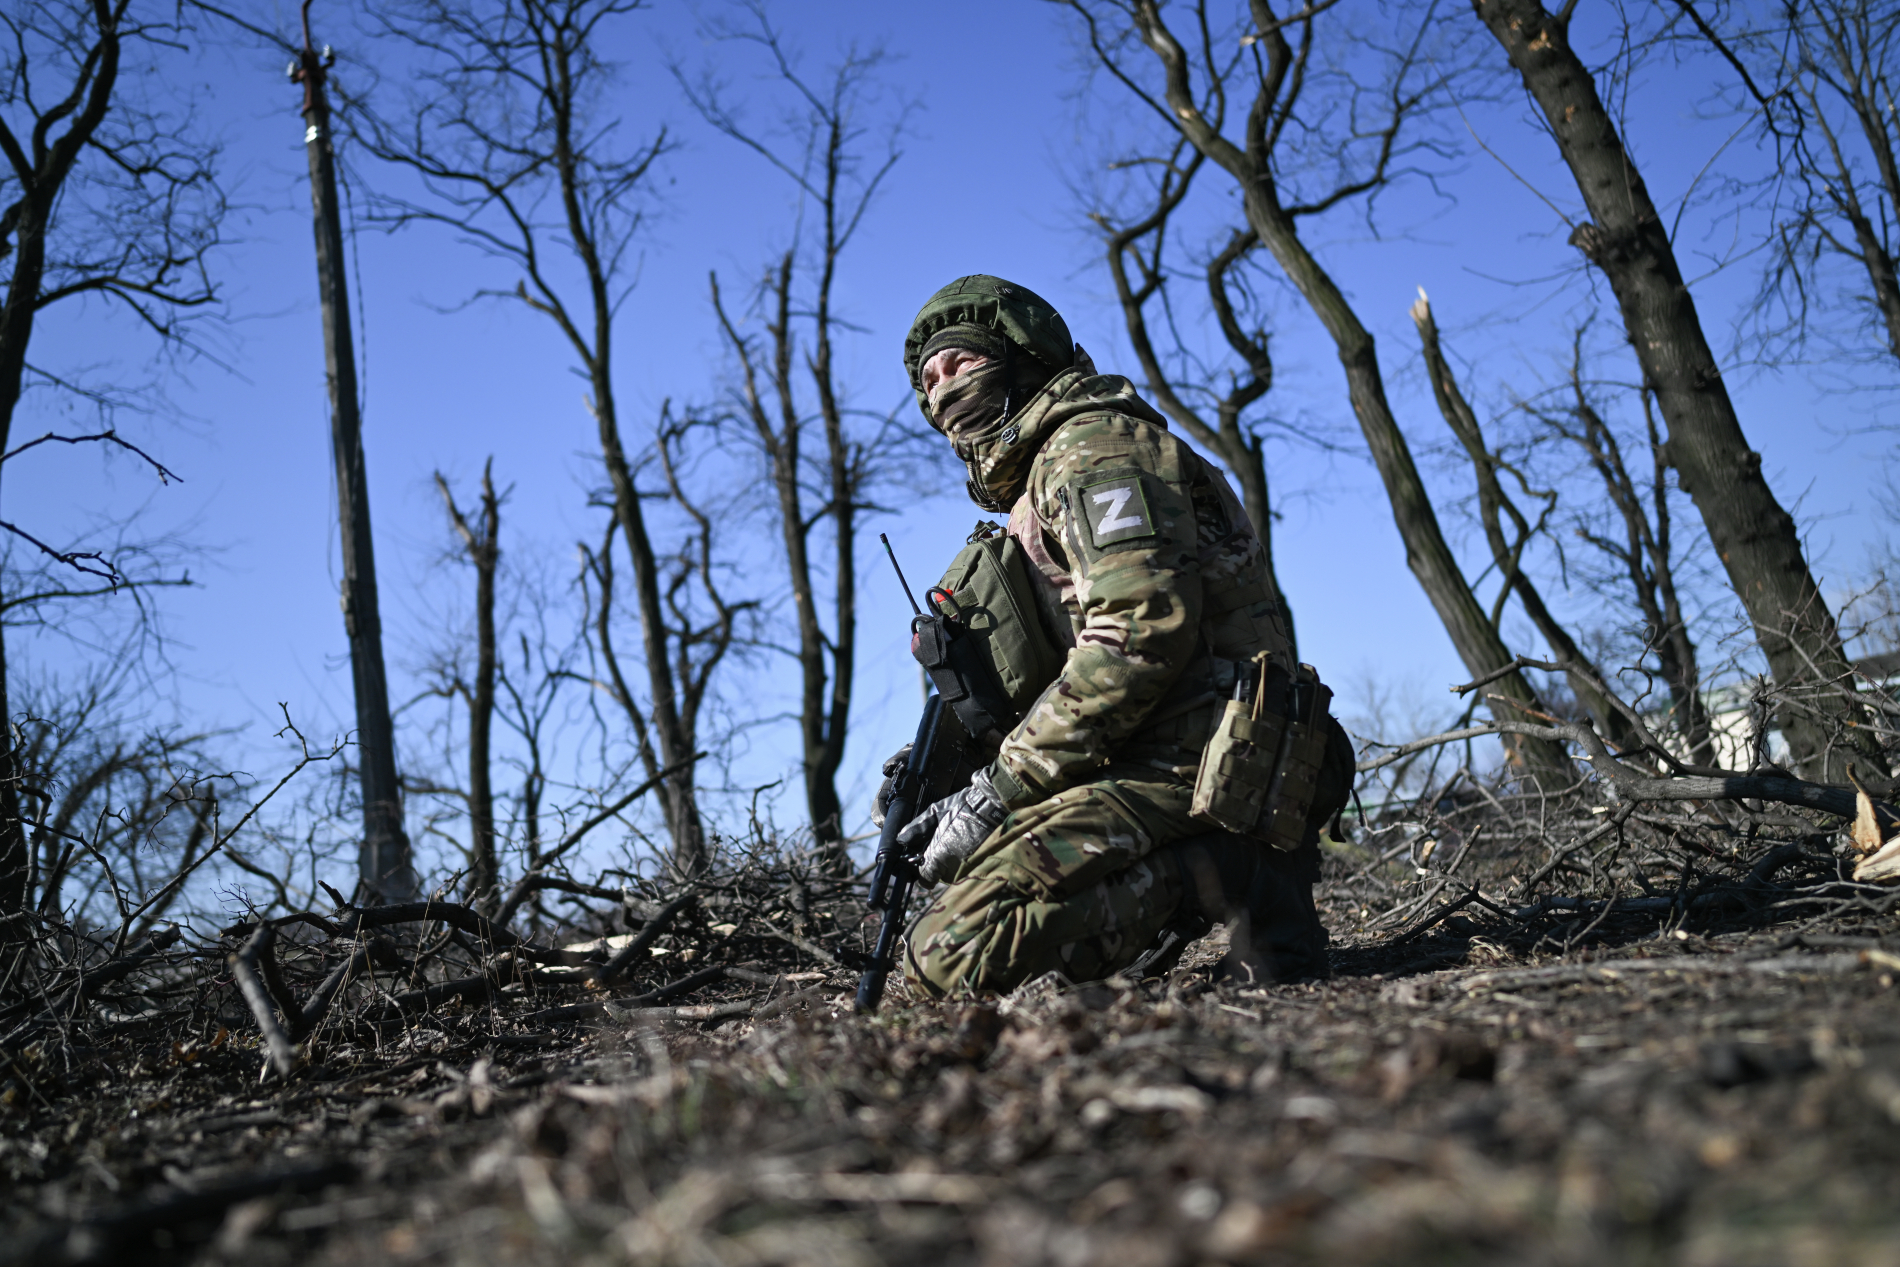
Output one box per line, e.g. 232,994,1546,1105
898,768,1007,886
870,744,913,829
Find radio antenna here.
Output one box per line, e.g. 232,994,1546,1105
881,533,923,617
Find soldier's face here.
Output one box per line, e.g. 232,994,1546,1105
921,348,992,411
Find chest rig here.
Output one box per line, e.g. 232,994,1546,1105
909,525,1065,749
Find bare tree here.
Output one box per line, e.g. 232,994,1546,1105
683,10,901,869
1779,0,1900,363
0,0,225,932
1472,0,1881,783
1549,376,1717,766
1686,0,1900,366
434,461,500,909
574,407,748,877
1062,0,1571,776
1410,291,1636,748
14,666,225,926
1091,141,1298,655
496,615,574,873
354,0,724,873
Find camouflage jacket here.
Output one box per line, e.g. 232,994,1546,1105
984,368,1293,811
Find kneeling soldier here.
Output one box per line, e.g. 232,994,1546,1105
885,275,1353,997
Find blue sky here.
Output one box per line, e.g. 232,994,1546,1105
14,0,1897,887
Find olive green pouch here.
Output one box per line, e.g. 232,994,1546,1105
1258,665,1334,852
1191,655,1333,850
929,526,1065,717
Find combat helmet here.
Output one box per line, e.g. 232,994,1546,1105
903,275,1075,420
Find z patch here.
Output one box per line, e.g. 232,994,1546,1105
1078,474,1155,547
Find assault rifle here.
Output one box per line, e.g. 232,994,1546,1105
856,536,991,1013
854,694,943,1013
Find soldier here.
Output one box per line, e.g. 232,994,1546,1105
884,274,1353,998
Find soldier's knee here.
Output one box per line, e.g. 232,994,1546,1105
901,877,1036,999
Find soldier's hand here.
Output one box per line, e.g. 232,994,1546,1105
870,744,913,828
897,768,1007,885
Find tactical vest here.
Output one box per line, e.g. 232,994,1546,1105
910,529,1065,748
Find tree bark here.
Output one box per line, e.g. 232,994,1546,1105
298,37,415,900
1472,0,1882,783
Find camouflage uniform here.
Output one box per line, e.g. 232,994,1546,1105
899,276,1332,998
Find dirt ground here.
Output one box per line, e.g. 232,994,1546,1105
6,895,1900,1267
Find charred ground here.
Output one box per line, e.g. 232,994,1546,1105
5,815,1900,1267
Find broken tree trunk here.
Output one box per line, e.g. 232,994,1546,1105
295,9,415,900
1472,0,1884,785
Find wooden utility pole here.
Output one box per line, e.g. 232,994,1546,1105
294,2,415,901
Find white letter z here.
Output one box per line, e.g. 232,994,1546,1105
1091,486,1145,534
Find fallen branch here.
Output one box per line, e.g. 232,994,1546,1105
0,925,183,1034
293,942,377,1043
519,963,735,1026
230,923,299,1078
1371,706,1868,821
758,919,844,968
595,890,697,985
603,997,758,1024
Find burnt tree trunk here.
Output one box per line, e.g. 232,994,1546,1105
297,34,415,900
530,22,705,875
714,254,857,872
808,181,858,873
592,385,707,876
1473,0,1882,783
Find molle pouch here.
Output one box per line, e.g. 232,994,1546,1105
1191,655,1293,834
1191,657,1334,850
910,527,1065,749
1257,665,1335,853
931,528,1065,717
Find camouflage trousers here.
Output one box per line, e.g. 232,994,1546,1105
902,769,1203,997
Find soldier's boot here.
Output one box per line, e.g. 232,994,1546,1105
1157,832,1329,985
1244,849,1330,983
